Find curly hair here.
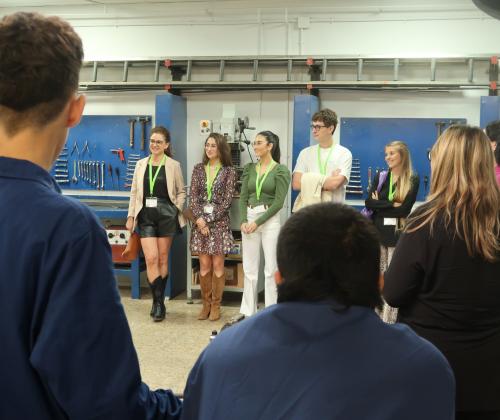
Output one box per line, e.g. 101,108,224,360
0,12,83,135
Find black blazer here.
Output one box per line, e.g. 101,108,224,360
384,210,500,411
365,171,419,247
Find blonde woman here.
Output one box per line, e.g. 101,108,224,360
364,141,419,323
384,125,500,420
126,126,186,322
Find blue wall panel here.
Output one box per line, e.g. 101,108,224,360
340,117,466,202
291,95,319,204
156,94,188,299
480,96,500,128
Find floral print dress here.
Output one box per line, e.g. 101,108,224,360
189,163,237,255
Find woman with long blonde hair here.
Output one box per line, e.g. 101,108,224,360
384,125,500,420
365,140,419,322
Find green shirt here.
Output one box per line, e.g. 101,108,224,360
239,162,291,226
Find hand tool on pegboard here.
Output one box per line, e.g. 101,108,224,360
138,116,151,151
367,167,372,192
97,162,101,190
94,162,99,188
108,164,114,189
435,121,446,138
101,162,105,190
71,141,79,157
110,148,125,162
115,167,121,190
72,161,77,184
82,140,90,157
128,118,136,148
92,162,96,186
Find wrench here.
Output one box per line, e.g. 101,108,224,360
101,162,105,190
72,161,78,183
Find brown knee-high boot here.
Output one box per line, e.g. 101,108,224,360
209,272,225,321
198,271,212,320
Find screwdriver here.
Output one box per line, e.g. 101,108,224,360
108,164,114,189
115,167,120,190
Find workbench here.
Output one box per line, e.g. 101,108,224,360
80,198,146,299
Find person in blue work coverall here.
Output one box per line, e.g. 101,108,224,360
0,12,181,419
181,203,455,420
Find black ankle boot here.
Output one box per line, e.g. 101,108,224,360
151,275,167,322
149,277,158,318
159,275,168,318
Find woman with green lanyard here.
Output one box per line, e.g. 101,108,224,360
189,133,236,321
239,131,291,317
127,126,186,322
364,140,419,323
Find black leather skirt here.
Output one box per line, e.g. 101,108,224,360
137,198,181,237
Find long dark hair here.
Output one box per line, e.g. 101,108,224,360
150,125,172,157
257,130,281,163
202,133,232,167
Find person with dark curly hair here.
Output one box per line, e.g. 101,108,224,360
182,203,454,420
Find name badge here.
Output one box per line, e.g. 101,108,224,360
146,197,158,208
204,204,214,214
252,205,267,213
384,218,397,226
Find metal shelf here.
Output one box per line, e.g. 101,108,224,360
79,55,498,93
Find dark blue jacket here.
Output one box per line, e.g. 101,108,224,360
0,157,181,419
182,300,455,420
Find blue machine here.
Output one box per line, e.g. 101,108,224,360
480,96,500,127
156,94,188,299
340,117,466,202
55,94,188,299
291,95,319,204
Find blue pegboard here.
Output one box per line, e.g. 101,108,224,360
291,95,319,205
50,115,152,191
480,96,500,128
340,117,466,202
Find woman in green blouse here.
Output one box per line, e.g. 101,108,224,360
239,131,291,316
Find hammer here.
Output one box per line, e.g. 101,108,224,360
139,116,151,151
128,118,136,148
435,121,446,138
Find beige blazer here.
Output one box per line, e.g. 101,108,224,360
292,172,333,212
127,155,186,230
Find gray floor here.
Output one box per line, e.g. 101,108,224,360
120,287,241,395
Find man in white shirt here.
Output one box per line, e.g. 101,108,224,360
292,109,352,203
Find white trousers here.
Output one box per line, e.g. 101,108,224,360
240,207,281,316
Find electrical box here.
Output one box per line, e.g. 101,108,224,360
200,119,212,135
106,226,131,263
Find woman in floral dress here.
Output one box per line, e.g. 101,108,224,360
189,133,237,321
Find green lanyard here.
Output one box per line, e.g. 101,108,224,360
388,172,396,202
148,155,166,196
255,160,276,201
205,162,221,202
317,145,334,176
